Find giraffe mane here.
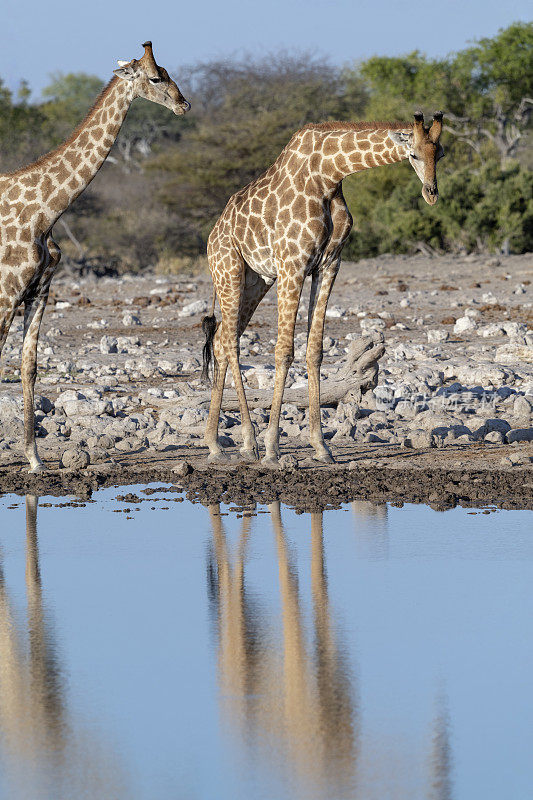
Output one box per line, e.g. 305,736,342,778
3,77,120,177
302,120,414,132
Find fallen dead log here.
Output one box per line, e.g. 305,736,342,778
192,332,385,411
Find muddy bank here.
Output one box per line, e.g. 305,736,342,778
1,253,532,506
0,442,531,511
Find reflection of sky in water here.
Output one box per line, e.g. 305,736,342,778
0,488,531,800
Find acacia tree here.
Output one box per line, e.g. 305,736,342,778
444,22,533,166
0,79,48,170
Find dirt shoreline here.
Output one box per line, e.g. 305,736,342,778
1,252,532,509
1,442,531,511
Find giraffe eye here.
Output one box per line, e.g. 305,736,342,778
149,77,163,84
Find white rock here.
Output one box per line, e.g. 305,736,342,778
502,321,527,339
178,300,209,318
402,429,434,449
179,408,208,428
60,447,90,469
88,319,109,329
173,460,192,477
122,313,141,326
484,430,505,443
325,305,346,319
100,335,118,354
246,365,276,389
116,335,141,353
454,362,514,387
513,396,532,417
0,397,22,421
495,343,533,364
454,316,477,334
157,359,182,376
360,317,386,331
427,329,449,343
478,323,505,338
391,343,427,361
374,386,395,410
62,399,113,417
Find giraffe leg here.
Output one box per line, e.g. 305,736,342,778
0,302,18,360
0,303,19,453
22,238,60,473
204,267,271,461
204,334,229,462
262,272,303,466
215,260,263,461
22,291,49,472
306,260,340,463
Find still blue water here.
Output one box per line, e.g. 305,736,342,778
0,487,531,800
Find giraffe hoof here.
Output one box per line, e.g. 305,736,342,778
28,462,46,474
261,456,281,469
313,451,335,464
207,451,229,463
240,448,259,462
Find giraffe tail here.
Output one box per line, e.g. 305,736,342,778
201,288,218,385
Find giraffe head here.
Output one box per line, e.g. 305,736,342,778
391,112,444,205
113,41,190,115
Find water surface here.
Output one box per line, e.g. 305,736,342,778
0,488,531,800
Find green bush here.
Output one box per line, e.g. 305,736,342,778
343,163,533,258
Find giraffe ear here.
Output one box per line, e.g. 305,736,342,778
113,64,136,81
389,130,412,147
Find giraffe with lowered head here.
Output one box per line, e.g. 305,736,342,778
202,112,444,465
0,42,190,471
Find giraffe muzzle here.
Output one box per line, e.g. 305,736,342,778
422,183,439,206
173,100,191,115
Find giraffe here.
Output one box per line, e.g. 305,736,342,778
0,42,190,472
202,112,444,465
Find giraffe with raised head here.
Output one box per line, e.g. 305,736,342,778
202,112,444,465
0,42,190,472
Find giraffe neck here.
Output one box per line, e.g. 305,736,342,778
32,77,134,227
309,124,412,187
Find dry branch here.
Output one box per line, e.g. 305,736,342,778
192,332,385,411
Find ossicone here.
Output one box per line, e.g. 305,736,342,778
139,40,159,80
429,111,444,142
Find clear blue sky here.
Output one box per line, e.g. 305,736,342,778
2,0,531,97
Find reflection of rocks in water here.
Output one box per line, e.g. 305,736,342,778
351,500,389,560
0,495,130,799
207,502,358,799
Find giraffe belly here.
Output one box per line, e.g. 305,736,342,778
243,250,277,285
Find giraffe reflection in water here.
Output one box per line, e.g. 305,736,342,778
207,500,454,800
207,501,358,799
0,496,129,800
351,500,389,560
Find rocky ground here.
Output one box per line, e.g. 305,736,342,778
0,252,532,506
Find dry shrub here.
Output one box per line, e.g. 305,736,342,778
155,254,209,275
